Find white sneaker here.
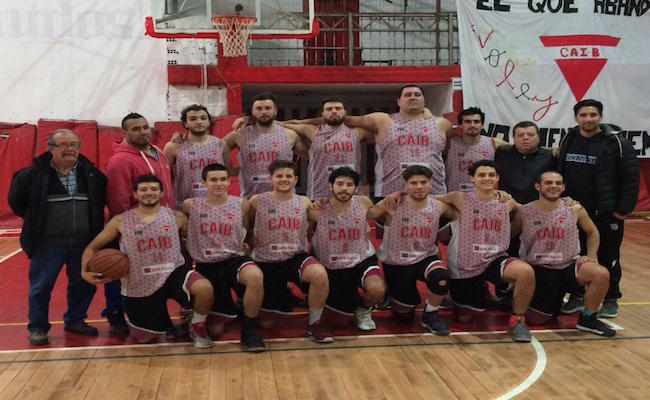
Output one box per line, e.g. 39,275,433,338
355,307,376,331
189,322,213,349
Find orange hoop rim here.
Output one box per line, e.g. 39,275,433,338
210,15,258,25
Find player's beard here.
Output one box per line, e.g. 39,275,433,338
325,116,344,126
254,116,274,127
189,127,208,136
140,198,160,208
333,191,353,203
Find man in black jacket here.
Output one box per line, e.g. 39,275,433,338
495,121,556,205
558,99,639,318
8,129,107,345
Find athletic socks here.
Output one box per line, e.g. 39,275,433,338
191,312,207,324
308,308,324,325
425,301,440,313
508,314,525,326
582,309,595,317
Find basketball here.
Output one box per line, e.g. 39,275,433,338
88,248,130,280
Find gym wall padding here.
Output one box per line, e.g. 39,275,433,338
97,126,124,174
0,123,37,228
36,119,99,165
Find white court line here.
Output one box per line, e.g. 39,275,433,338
0,328,578,355
0,248,22,264
494,337,547,400
600,318,623,331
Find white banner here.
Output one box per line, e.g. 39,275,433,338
457,0,650,157
0,1,168,126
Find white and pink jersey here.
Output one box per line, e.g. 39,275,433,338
378,195,441,266
308,124,361,199
375,113,446,197
174,136,224,205
447,192,510,279
252,192,309,262
519,201,580,269
186,196,247,263
119,207,185,297
445,136,495,192
238,124,293,198
312,196,374,270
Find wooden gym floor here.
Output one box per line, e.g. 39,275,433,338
0,219,649,399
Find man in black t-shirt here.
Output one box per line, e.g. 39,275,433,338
557,99,639,318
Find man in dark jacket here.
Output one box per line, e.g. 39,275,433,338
8,129,107,345
495,121,556,205
558,99,639,318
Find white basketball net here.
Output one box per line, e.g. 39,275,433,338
211,15,257,57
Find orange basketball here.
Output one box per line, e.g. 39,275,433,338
88,248,130,280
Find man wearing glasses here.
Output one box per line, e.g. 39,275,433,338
9,129,107,346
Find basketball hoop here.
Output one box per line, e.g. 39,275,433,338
210,15,258,57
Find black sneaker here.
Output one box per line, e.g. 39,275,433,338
28,330,48,346
576,313,616,337
375,294,392,310
166,322,189,340
241,320,266,352
64,322,99,336
107,310,129,335
421,311,449,336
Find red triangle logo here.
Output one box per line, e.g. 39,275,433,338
554,59,607,102
539,35,620,102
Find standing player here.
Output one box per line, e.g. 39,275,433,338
513,171,614,336
183,163,266,351
249,160,333,343
345,85,454,199
282,98,369,199
164,104,224,206
437,160,535,342
81,175,214,348
309,167,386,330
222,93,307,198
367,165,457,335
445,107,507,192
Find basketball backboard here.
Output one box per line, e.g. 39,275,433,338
148,0,315,38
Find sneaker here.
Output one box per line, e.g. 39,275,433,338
189,322,213,349
375,295,392,310
355,307,376,331
576,313,616,337
421,311,449,336
509,318,532,342
598,299,619,318
241,320,266,352
306,320,334,343
107,310,129,335
560,294,585,314
166,322,189,340
440,297,453,310
64,322,99,336
28,330,48,346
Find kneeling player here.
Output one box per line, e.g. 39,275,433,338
183,163,266,351
250,160,333,343
437,160,535,342
310,167,386,330
82,175,214,348
513,171,614,336
368,165,456,335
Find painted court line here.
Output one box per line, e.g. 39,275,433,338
494,337,547,400
0,248,22,264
